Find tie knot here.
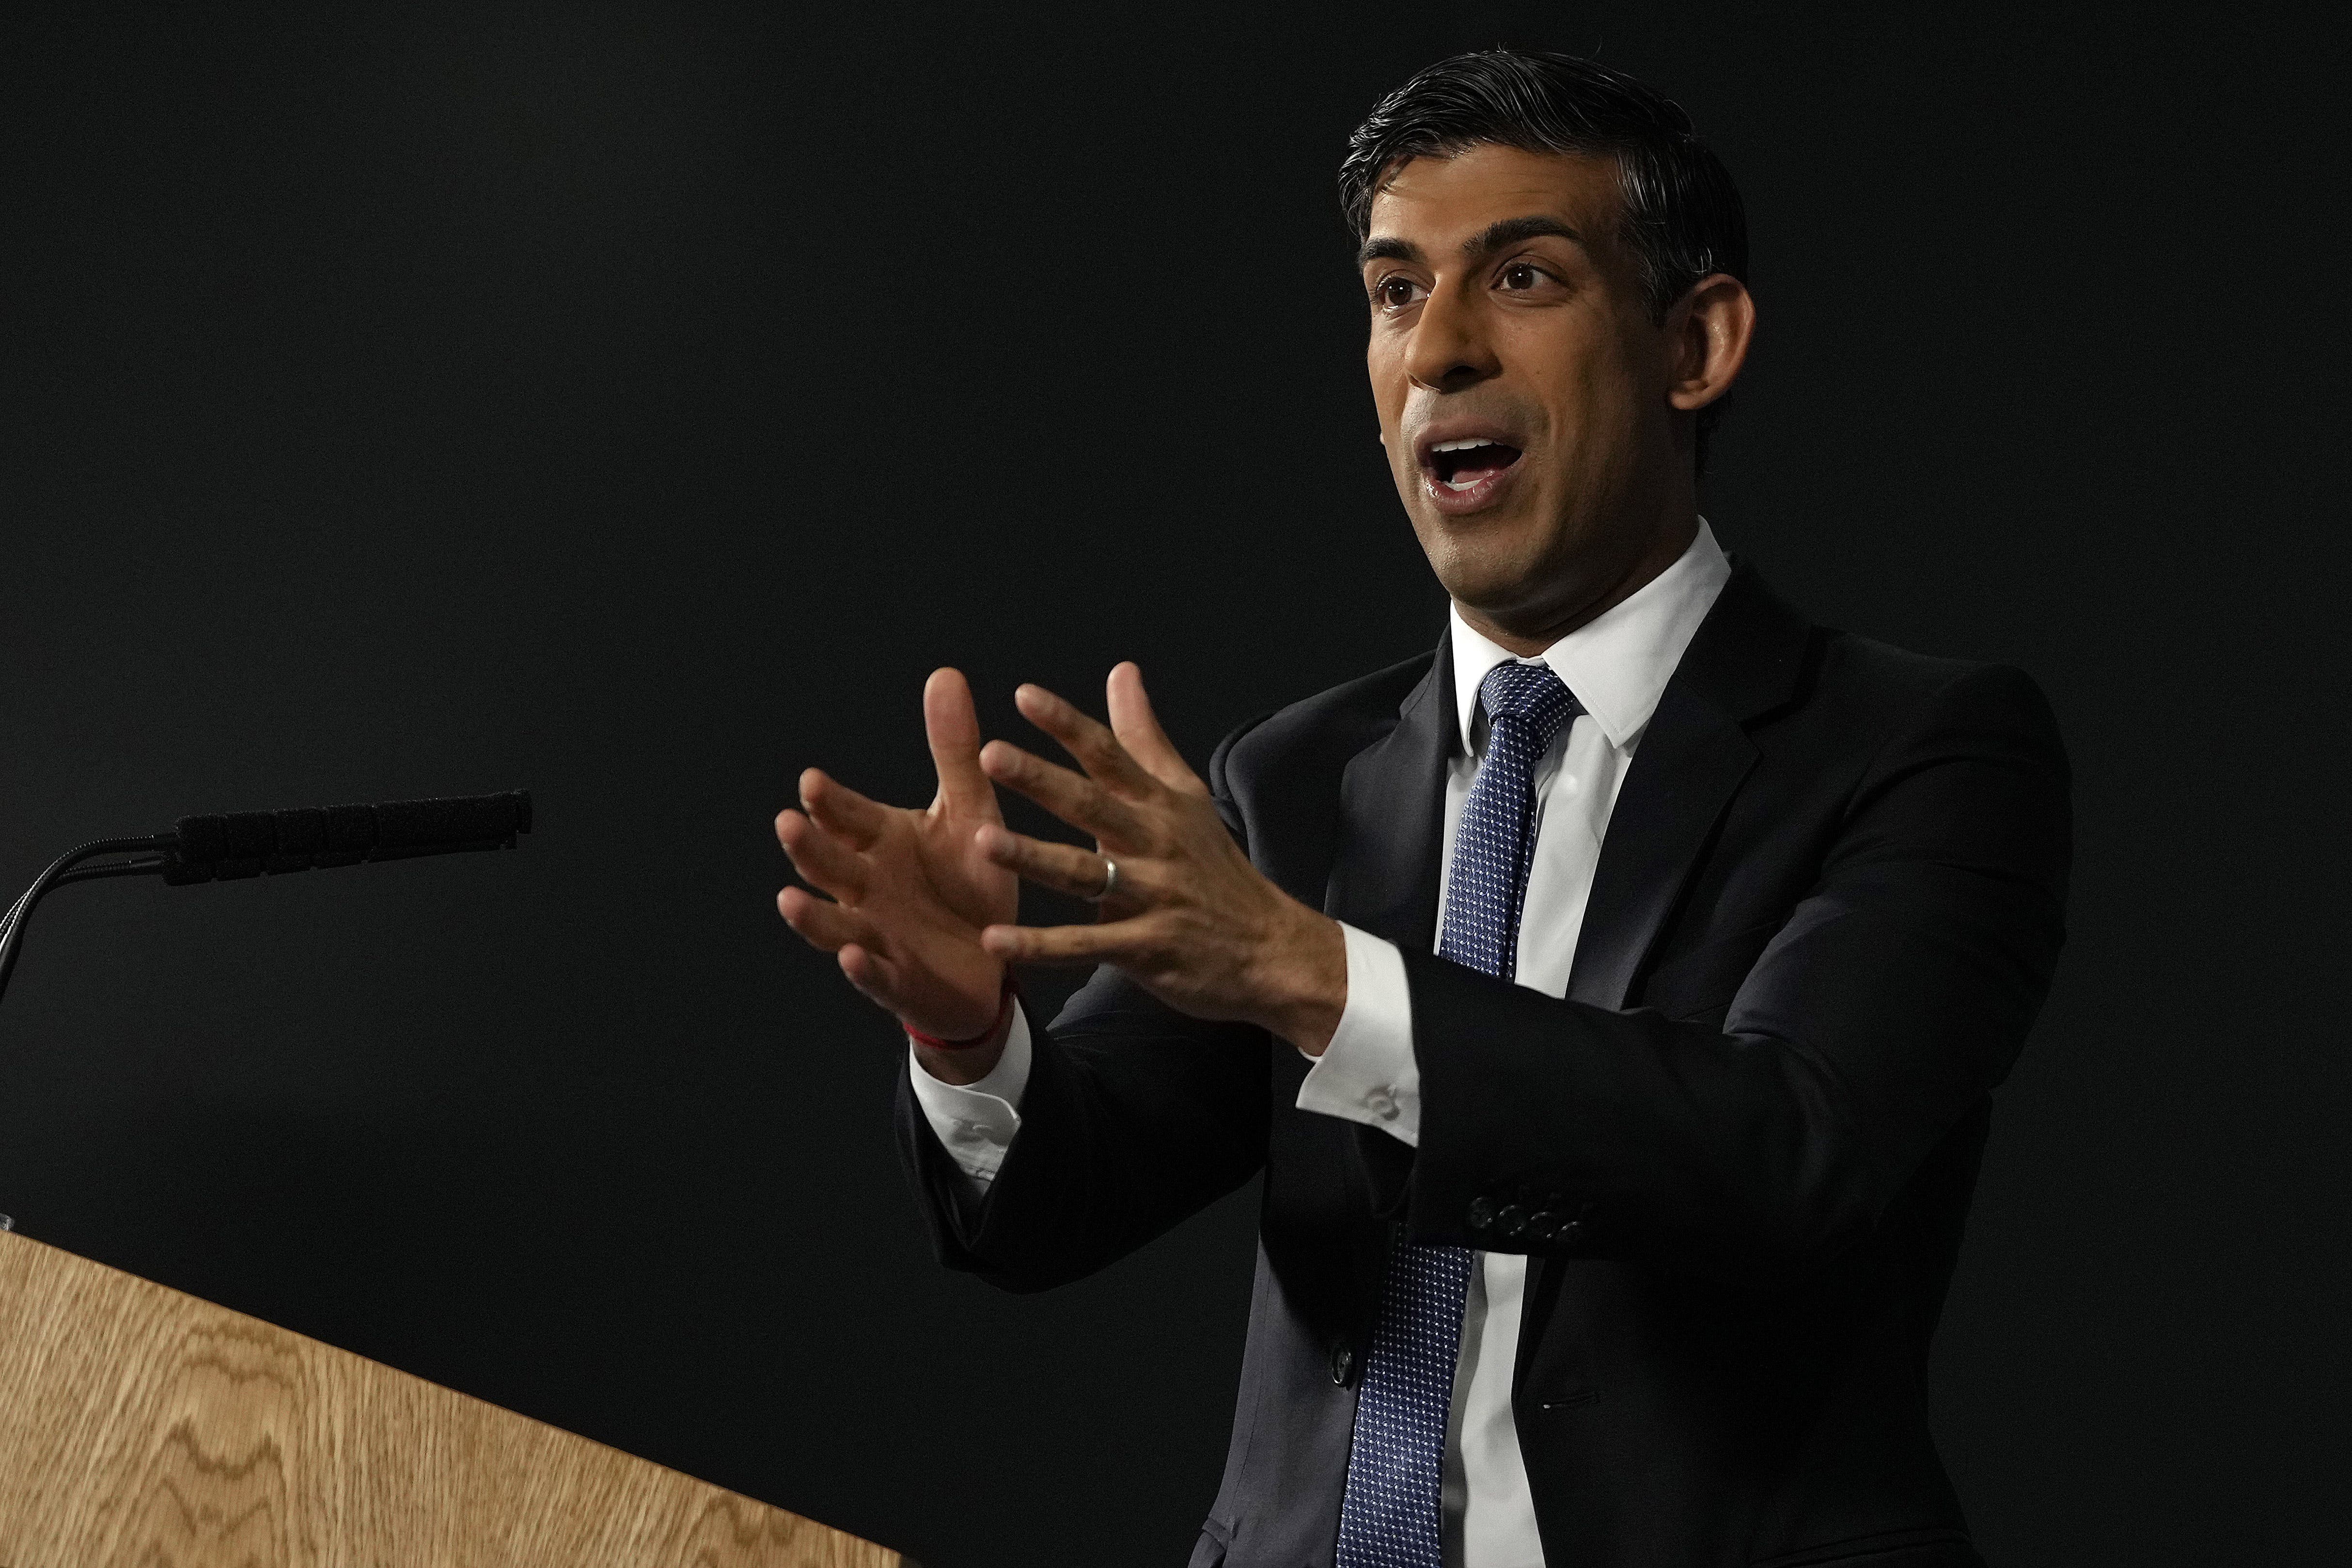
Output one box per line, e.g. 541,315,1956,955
1478,660,1578,740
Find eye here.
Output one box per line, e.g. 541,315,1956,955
1499,262,1547,291
1372,274,1425,312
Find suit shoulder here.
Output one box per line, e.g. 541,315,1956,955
1813,628,2053,718
1208,649,1436,798
1804,628,2066,769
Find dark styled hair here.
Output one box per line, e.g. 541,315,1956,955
1339,49,1748,465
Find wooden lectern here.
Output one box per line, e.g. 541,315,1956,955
0,1229,908,1567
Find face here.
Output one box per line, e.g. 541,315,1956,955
1362,144,1713,644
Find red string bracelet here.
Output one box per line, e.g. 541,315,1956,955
905,971,1019,1051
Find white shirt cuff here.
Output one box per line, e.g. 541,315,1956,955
1295,923,1421,1147
907,1001,1033,1187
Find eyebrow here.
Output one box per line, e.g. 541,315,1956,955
1356,215,1589,270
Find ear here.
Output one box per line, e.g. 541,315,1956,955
1665,273,1755,414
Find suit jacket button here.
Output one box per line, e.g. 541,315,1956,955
1495,1204,1527,1240
1525,1211,1562,1243
1557,1219,1586,1246
1330,1344,1354,1385
1466,1196,1496,1232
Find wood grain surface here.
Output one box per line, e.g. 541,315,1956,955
0,1230,905,1568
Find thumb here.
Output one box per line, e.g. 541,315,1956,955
925,667,1001,817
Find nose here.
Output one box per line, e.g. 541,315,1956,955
1404,276,1500,393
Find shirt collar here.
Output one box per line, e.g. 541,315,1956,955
1448,518,1733,755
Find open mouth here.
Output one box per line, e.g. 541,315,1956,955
1425,438,1523,492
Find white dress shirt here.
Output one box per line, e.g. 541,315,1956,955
910,522,1733,1567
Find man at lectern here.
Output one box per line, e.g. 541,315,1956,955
774,49,2068,1568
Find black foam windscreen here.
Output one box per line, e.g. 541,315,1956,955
162,791,531,885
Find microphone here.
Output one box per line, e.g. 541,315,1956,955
163,791,533,882
0,790,531,1006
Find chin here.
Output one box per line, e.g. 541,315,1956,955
1425,539,1551,618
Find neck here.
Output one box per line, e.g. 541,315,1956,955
1459,508,1700,658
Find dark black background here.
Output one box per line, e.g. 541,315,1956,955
2,4,2343,1564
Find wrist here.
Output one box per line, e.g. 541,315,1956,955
1258,908,1347,1056
908,972,1017,1087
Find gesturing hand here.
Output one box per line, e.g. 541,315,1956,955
775,669,1016,1076
973,662,1346,1054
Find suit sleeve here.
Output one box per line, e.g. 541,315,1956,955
893,721,1276,1293
1403,663,2071,1284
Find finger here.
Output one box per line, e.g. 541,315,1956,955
1014,683,1158,798
775,810,868,902
980,739,1150,845
1105,662,1204,792
924,668,998,817
836,943,910,1013
799,768,889,851
979,919,1135,965
975,823,1127,902
777,885,879,954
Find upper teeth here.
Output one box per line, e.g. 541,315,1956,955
1433,439,1497,452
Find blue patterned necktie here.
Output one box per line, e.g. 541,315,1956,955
1334,659,1582,1568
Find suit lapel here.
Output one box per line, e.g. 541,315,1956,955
1314,635,1454,1236
1566,562,1811,1009
1563,700,1756,1009
1322,632,1455,947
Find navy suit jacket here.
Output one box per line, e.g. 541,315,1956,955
897,563,2070,1568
